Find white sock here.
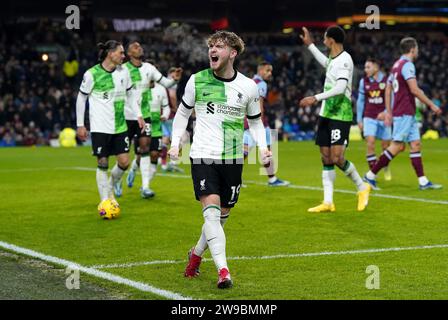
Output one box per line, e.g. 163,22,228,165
322,167,336,204
96,168,110,201
418,176,429,186
268,176,277,184
343,161,366,191
366,170,376,180
194,213,229,257
203,205,227,271
149,163,157,183
130,159,139,172
194,225,208,257
140,156,150,189
110,163,126,187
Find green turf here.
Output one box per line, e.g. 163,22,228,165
0,140,447,299
0,251,131,300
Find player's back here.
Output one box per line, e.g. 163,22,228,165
389,57,416,117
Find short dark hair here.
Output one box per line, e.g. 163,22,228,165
125,41,139,53
325,25,345,44
258,61,271,68
97,40,122,62
400,37,418,54
366,57,381,66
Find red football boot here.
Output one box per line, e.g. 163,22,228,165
184,247,202,278
217,267,233,289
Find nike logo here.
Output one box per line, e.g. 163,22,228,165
207,237,217,242
203,92,212,96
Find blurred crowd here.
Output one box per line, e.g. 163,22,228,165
1,21,447,147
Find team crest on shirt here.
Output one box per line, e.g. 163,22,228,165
236,92,243,103
379,83,386,90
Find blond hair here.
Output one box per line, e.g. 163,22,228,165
207,31,245,55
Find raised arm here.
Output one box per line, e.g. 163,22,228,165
300,27,328,68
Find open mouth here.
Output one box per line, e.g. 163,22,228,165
210,56,219,63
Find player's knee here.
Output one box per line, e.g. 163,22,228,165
410,140,421,152
139,144,149,154
321,155,333,166
331,154,345,167
118,159,129,170
140,146,150,155
366,140,375,150
150,152,158,163
97,158,108,170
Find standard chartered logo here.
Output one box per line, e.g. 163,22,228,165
206,102,215,114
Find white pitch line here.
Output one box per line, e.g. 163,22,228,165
91,243,448,269
0,240,192,300
2,166,447,205
243,180,448,205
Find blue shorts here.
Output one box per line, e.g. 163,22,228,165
363,117,392,140
243,127,272,148
162,119,173,138
392,115,420,142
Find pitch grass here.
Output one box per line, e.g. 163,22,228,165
0,250,132,300
0,140,448,299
